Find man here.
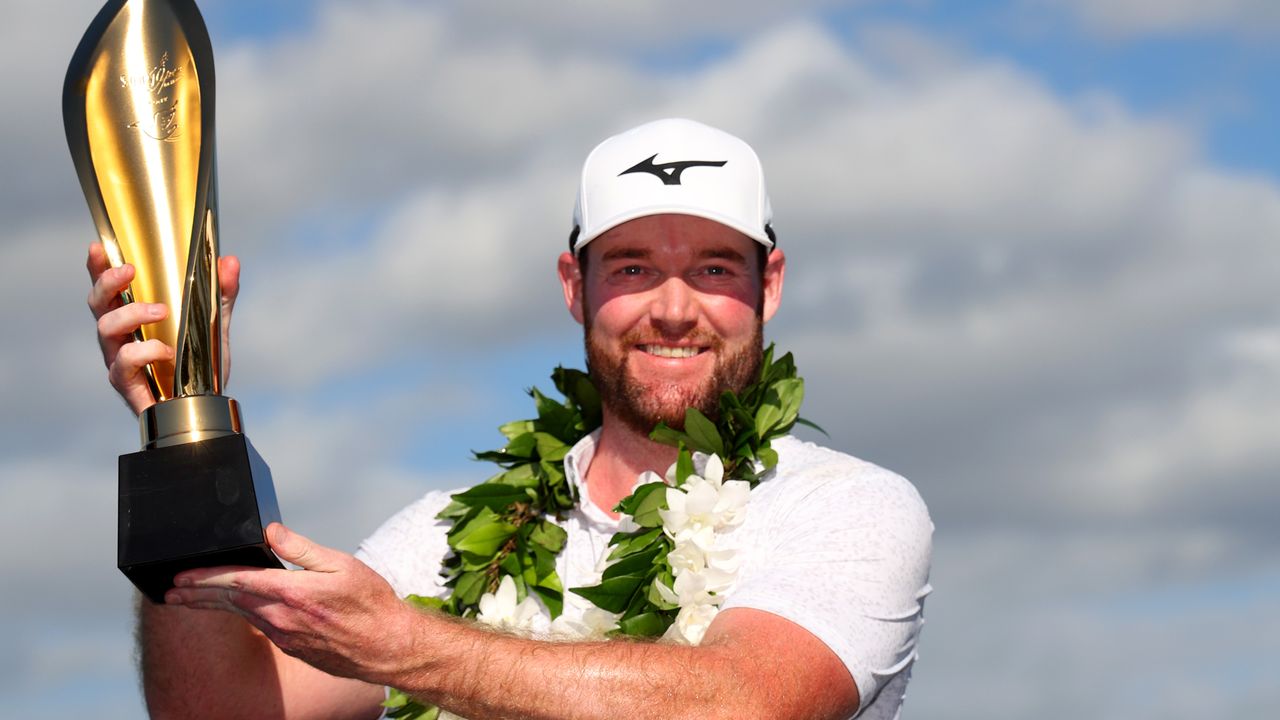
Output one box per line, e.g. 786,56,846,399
86,118,932,719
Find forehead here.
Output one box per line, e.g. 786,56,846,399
586,214,757,262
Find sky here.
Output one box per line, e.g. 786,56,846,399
2,0,1278,717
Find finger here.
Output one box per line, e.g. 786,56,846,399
219,255,240,314
97,303,167,347
88,264,136,319
111,338,174,374
175,564,287,591
165,586,290,639
267,523,344,573
86,242,111,283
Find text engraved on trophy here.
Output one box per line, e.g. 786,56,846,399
119,51,185,142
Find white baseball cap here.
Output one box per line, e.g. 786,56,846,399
570,118,775,253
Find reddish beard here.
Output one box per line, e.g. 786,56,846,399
584,319,763,436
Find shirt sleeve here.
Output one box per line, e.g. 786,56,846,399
354,489,459,600
719,455,933,716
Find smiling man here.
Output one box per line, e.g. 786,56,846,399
87,118,932,719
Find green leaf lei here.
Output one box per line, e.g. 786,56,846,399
385,345,810,718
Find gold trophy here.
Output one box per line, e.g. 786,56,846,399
63,0,282,603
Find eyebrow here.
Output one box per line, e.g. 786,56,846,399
699,247,748,263
600,247,651,261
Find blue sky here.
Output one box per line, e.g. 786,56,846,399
3,1,1279,717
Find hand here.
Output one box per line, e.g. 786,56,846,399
165,523,416,682
86,242,240,414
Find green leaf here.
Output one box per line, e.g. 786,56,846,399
772,378,804,432
403,594,446,612
630,483,670,528
498,551,521,577
531,582,564,619
450,483,530,512
754,389,784,440
607,527,663,561
452,571,487,607
530,520,568,553
794,416,829,436
649,422,690,448
534,432,570,462
683,408,725,456
646,574,679,610
503,432,537,458
569,574,647,614
449,508,516,556
674,446,695,485
602,545,662,580
532,546,556,581
434,499,470,520
498,419,535,440
756,445,778,470
616,612,667,637
614,481,662,516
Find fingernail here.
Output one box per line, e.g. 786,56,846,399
174,575,191,587
165,591,183,604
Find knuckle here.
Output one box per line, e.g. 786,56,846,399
96,312,117,339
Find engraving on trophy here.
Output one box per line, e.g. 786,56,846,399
121,51,185,142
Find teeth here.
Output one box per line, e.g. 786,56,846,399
643,345,700,358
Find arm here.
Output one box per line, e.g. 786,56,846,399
139,599,383,718
388,606,858,720
170,524,860,720
87,245,384,718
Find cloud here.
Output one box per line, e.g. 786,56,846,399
1048,0,1280,37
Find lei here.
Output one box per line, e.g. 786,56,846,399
385,345,811,719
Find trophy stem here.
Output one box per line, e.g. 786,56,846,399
140,394,242,449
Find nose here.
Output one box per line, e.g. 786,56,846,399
649,277,698,336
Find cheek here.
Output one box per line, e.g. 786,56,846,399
701,295,760,334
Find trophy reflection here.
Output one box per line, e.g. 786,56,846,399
63,0,282,603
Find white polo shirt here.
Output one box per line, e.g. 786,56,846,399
357,434,933,719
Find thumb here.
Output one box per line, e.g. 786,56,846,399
268,523,342,572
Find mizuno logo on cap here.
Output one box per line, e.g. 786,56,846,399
619,154,727,185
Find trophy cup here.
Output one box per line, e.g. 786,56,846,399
63,0,282,603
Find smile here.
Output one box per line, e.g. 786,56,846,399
640,344,705,359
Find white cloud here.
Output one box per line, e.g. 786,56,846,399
1050,0,1280,36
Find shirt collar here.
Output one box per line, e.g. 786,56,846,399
564,429,652,530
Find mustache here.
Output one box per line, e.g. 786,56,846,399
617,328,725,350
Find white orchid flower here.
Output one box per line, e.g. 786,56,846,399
703,547,742,575
660,470,750,540
663,602,721,645
666,540,706,574
476,576,543,632
549,606,620,640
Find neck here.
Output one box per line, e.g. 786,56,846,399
584,408,679,518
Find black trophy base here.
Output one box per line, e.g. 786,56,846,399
118,433,283,603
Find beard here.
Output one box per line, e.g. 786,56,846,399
584,317,763,436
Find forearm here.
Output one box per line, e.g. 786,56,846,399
383,610,760,720
137,595,286,718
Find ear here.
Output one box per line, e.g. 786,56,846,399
761,248,785,323
558,251,585,324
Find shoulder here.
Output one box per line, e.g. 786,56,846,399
767,436,931,526
355,487,465,598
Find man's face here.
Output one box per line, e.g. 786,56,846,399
560,214,784,435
